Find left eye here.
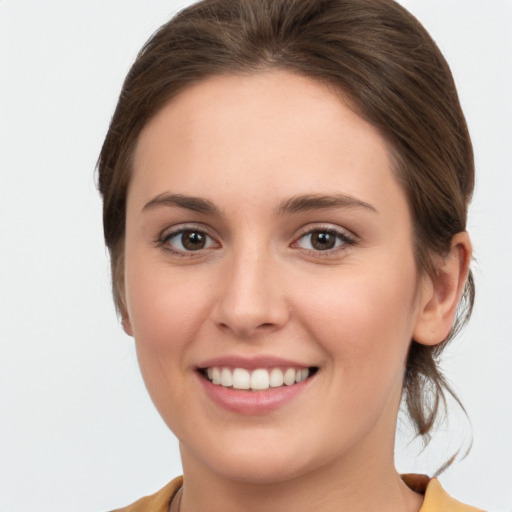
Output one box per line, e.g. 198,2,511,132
295,229,352,251
163,229,217,252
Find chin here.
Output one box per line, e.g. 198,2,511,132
210,454,313,485
182,432,322,485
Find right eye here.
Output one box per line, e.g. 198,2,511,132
161,229,218,254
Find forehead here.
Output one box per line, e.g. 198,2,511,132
130,70,404,218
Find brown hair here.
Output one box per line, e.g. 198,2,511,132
97,0,474,448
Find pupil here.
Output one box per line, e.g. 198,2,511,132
182,232,205,250
312,231,335,250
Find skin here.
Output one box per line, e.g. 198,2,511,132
122,70,471,512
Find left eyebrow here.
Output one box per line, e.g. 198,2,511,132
141,193,223,217
277,194,378,215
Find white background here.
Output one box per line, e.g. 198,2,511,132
0,1,510,511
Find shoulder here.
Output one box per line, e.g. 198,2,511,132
403,474,485,512
109,476,183,512
421,478,484,512
110,474,484,512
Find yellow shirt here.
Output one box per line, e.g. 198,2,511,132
110,474,484,512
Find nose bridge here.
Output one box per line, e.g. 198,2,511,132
214,239,288,337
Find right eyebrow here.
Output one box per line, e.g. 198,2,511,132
278,193,378,215
141,193,223,217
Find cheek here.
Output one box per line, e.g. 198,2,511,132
123,260,213,422
299,261,419,378
124,255,210,357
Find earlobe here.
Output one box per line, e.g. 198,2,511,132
413,232,472,346
115,264,134,337
122,313,134,336
118,288,134,337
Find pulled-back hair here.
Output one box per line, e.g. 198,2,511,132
98,0,474,446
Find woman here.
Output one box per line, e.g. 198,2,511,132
98,0,481,510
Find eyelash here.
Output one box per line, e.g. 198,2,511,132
157,225,219,257
291,226,357,256
157,225,357,257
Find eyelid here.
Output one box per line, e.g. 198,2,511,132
157,223,221,255
291,224,358,253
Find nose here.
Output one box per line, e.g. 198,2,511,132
212,248,290,339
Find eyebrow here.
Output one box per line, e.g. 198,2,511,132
142,193,223,216
278,194,377,215
142,192,377,216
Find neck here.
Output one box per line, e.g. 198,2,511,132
178,445,423,512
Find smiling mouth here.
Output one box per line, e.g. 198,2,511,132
200,366,318,392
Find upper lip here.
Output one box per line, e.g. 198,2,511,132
197,355,314,370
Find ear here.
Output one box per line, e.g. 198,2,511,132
114,255,134,337
413,232,472,346
119,292,134,336
121,311,134,337
117,282,134,337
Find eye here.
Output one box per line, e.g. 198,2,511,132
294,228,355,252
161,229,218,253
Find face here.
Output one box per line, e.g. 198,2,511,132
123,70,430,484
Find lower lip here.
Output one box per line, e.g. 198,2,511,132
198,373,313,415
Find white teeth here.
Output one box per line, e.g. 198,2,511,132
220,367,233,387
212,367,221,385
295,368,310,383
251,369,270,390
205,366,312,391
232,368,250,390
283,368,296,386
269,368,284,387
